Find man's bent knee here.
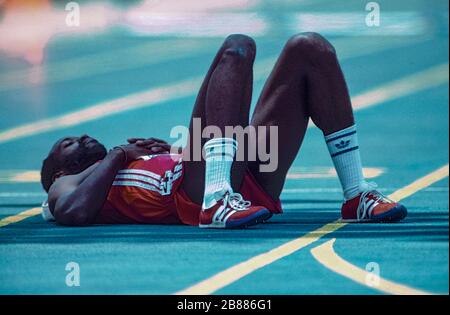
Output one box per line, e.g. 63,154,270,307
223,34,256,61
285,32,336,61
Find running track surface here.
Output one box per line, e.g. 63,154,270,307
0,0,448,294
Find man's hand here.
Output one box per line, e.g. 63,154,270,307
127,137,172,154
116,143,163,163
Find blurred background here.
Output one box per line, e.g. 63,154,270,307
0,0,448,295
0,0,448,193
0,0,448,198
0,0,448,65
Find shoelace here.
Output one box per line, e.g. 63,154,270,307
356,182,394,220
226,192,252,211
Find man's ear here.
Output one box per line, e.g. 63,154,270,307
52,170,66,182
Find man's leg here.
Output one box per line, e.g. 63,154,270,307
181,34,255,204
250,32,407,222
249,32,353,200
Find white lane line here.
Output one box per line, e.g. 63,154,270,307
286,167,384,179
352,63,449,110
0,37,433,144
0,166,383,183
124,12,268,37
0,185,447,199
291,12,430,36
0,192,47,198
281,186,449,194
0,77,203,144
0,186,447,199
0,38,217,92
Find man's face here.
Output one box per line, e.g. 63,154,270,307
51,134,107,176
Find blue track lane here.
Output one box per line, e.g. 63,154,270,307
0,0,448,294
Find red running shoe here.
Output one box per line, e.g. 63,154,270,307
199,192,271,229
341,184,407,223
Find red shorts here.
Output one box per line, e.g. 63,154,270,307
174,169,283,226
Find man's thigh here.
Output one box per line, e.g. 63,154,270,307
248,48,310,201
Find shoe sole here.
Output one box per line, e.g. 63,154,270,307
199,209,271,229
340,204,408,223
262,212,273,223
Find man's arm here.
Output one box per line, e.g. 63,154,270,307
48,148,125,226
127,137,182,153
48,144,153,226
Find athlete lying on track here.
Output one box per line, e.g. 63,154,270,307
40,32,407,228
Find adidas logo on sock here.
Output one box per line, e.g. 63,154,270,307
335,139,350,150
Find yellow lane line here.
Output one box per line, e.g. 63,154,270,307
388,164,449,202
0,207,42,228
174,164,449,295
0,37,432,145
174,222,345,295
310,238,434,295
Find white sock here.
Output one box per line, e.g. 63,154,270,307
202,138,237,209
325,125,368,200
